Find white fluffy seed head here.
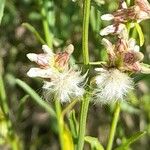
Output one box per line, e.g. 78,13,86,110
43,70,87,103
92,69,134,104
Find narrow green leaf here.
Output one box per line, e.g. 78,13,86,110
115,131,146,150
120,102,140,114
15,79,56,117
22,23,46,45
63,126,74,150
17,95,29,120
135,23,144,46
0,75,8,115
91,0,105,12
40,0,54,48
0,0,5,24
68,110,78,141
85,136,104,150
90,6,97,32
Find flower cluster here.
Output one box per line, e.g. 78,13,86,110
27,44,86,103
102,36,144,72
100,0,150,36
27,1,150,104
91,0,150,104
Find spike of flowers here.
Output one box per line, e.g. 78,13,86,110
27,44,87,103
92,25,146,103
100,0,150,36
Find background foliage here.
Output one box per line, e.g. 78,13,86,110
0,0,150,149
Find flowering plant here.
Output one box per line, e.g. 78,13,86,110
27,44,86,103
1,0,150,150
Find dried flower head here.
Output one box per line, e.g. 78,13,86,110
91,68,133,104
27,44,86,103
102,37,144,72
43,70,87,103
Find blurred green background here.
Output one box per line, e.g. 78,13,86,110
0,0,150,149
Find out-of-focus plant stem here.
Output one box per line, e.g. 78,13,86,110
77,1,91,149
0,75,20,150
55,100,65,150
39,0,53,48
0,75,8,115
16,79,56,117
106,102,121,150
126,0,131,6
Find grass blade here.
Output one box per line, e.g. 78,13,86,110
0,0,5,24
115,131,146,150
22,23,46,45
16,79,56,117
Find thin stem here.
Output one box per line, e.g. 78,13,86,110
126,0,131,6
106,102,121,150
77,95,90,150
61,99,78,119
76,61,106,65
77,0,91,149
89,61,106,65
0,75,20,150
82,0,91,65
55,100,65,150
0,75,8,115
40,0,53,48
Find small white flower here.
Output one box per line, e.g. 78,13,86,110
135,0,150,21
43,70,87,103
121,1,128,9
100,24,126,36
100,0,150,36
101,14,114,21
92,69,133,104
27,68,58,78
27,45,55,68
101,38,115,54
128,38,140,52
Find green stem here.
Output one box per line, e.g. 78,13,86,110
77,95,90,150
61,99,78,119
82,0,91,65
77,0,91,149
0,75,8,115
126,0,131,6
106,102,121,150
40,0,53,48
55,100,65,150
0,75,20,150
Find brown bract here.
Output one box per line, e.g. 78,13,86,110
102,37,144,73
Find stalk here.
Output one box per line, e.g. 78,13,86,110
55,100,65,150
0,75,20,150
77,0,91,149
39,0,53,48
77,95,90,150
82,0,91,65
106,102,121,150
